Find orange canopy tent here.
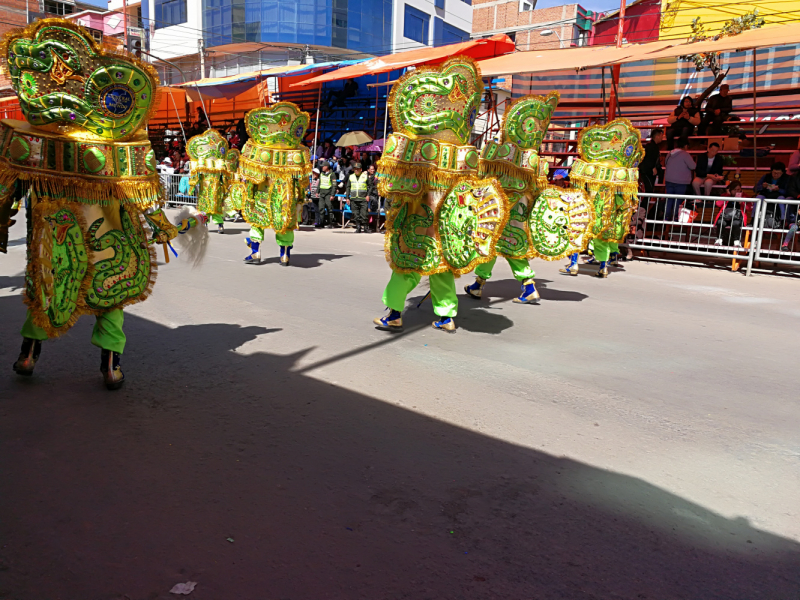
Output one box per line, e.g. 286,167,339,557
292,34,516,87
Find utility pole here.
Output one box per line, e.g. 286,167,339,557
607,0,626,122
123,0,129,50
198,38,206,80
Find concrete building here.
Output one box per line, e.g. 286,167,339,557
133,0,473,84
471,1,595,50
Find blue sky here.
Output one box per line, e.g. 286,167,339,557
79,0,110,7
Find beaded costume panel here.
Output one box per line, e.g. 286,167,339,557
235,102,311,234
0,19,177,337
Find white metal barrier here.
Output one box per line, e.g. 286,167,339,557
161,172,197,207
627,192,765,276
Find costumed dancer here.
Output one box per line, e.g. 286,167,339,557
0,19,201,389
465,92,593,303
237,102,311,266
374,56,508,333
560,118,644,278
185,128,240,233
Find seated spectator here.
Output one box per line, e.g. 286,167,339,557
699,84,735,135
664,137,696,220
666,97,701,149
713,180,749,247
692,142,725,196
638,128,664,194
755,162,789,221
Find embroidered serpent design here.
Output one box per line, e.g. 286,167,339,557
85,207,151,309
496,194,530,258
37,208,88,328
390,202,440,272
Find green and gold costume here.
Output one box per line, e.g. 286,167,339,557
472,92,594,298
235,102,311,264
569,118,644,270
186,128,240,227
376,56,508,330
0,19,182,386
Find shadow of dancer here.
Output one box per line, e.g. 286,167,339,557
0,300,799,600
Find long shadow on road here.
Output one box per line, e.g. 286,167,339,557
0,296,798,600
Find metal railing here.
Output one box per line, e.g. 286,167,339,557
161,172,197,207
628,193,764,275
628,192,800,275
752,198,800,268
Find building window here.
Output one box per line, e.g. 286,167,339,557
44,1,74,16
154,0,187,30
461,0,471,4
441,22,468,44
404,4,429,44
519,0,535,11
435,0,444,9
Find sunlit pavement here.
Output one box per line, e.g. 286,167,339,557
1,213,799,599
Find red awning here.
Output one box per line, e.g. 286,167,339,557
291,34,516,87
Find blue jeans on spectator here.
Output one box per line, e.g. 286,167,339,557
757,195,787,220
665,182,687,221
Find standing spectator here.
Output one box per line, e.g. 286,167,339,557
345,162,370,233
666,97,701,150
317,161,335,228
638,128,664,193
235,118,249,148
699,84,735,135
692,142,725,196
713,180,748,247
308,168,321,226
157,157,175,203
755,161,789,221
663,137,696,221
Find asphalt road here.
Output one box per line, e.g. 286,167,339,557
1,214,799,600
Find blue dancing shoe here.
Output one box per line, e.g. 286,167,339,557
374,309,403,331
559,253,579,276
595,260,609,278
608,252,620,267
244,238,261,264
513,278,540,304
464,276,486,299
432,317,456,332
280,245,292,266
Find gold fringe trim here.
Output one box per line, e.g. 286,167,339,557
238,155,311,184
477,160,549,193
3,165,161,207
376,158,468,198
569,175,639,202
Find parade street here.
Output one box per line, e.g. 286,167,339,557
1,216,799,600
